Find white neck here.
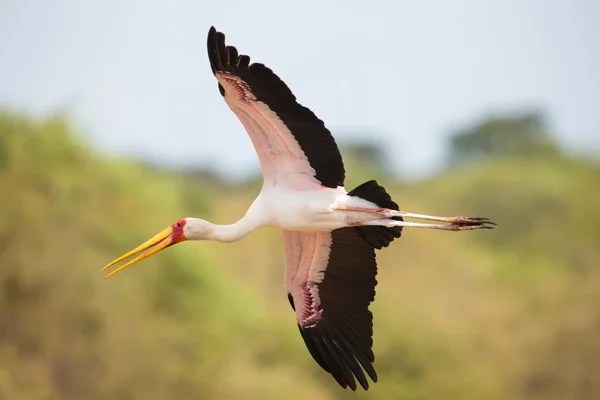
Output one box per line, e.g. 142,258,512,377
193,211,261,243
208,221,256,242
185,201,266,243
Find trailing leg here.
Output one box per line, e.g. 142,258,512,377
358,218,495,231
336,205,495,227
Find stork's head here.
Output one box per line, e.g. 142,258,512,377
101,218,191,279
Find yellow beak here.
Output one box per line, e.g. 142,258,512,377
101,226,175,279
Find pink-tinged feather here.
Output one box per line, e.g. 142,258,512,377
283,231,332,327
217,72,321,189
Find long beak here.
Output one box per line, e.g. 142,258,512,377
101,227,175,279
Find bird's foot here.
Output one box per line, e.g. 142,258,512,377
447,216,496,230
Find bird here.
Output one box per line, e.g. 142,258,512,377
101,26,496,391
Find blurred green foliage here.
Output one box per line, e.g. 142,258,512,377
0,110,599,399
448,111,562,167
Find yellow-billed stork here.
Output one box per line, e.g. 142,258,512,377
101,26,495,391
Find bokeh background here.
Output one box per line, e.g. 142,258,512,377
1,1,599,399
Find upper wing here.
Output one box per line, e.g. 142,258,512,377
207,26,345,189
283,228,382,390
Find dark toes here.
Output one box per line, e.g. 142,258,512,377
453,222,495,231
456,216,497,226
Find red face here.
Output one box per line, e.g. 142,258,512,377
171,218,187,243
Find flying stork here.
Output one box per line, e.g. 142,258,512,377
102,26,495,391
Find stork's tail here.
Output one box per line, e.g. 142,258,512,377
348,180,496,233
347,180,403,249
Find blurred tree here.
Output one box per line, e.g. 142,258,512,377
447,111,562,167
1,110,599,400
339,138,393,186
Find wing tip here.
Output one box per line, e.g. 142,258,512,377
298,322,377,391
207,26,231,74
206,26,251,77
207,26,219,75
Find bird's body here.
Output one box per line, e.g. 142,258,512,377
102,26,495,391
247,186,385,231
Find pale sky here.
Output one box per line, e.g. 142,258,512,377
1,0,598,180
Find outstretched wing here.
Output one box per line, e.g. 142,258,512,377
207,26,345,189
283,228,383,390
